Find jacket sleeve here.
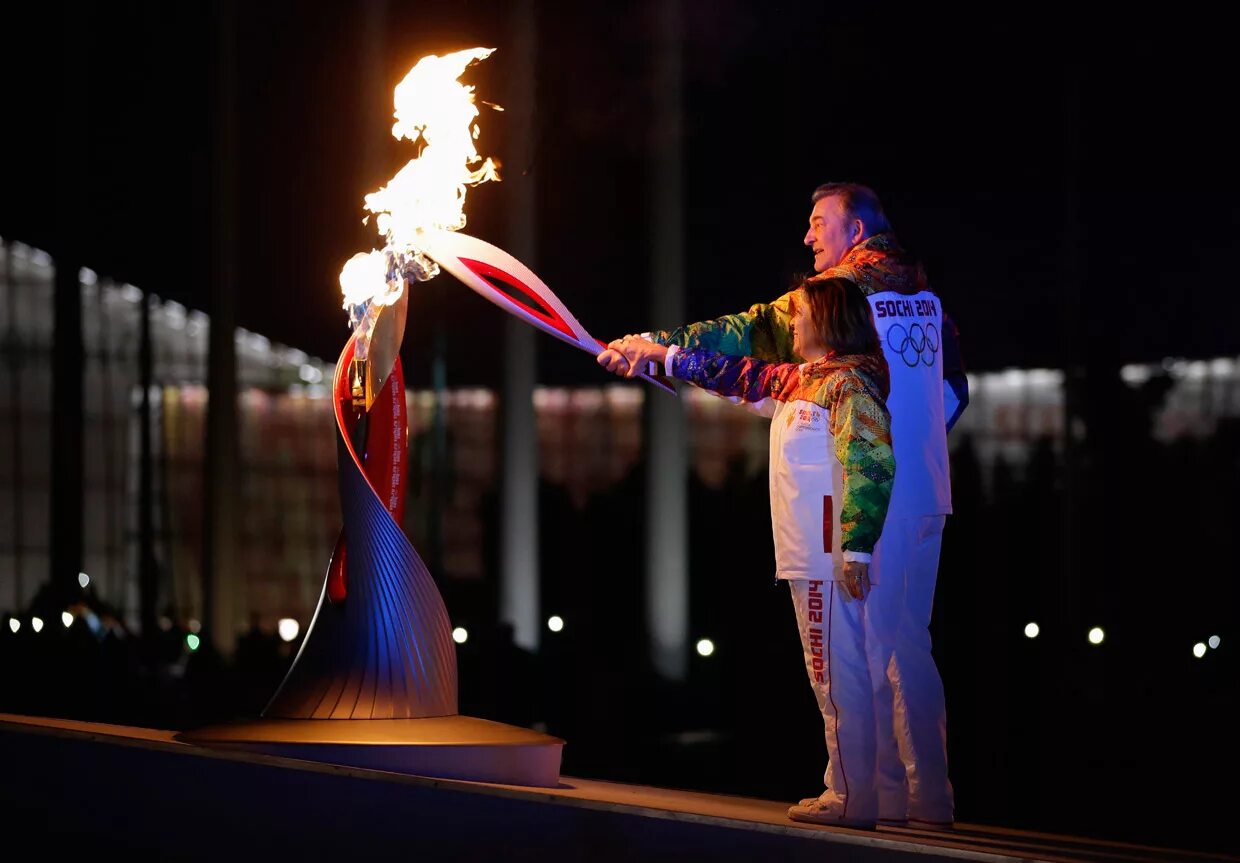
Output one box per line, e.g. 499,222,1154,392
941,310,969,431
667,347,801,405
829,374,896,555
650,291,800,364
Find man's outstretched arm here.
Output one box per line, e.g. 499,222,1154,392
644,291,801,364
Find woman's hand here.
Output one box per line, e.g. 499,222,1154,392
841,560,871,602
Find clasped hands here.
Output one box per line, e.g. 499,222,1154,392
596,335,668,379
840,560,871,602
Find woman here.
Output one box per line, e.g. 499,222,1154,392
599,276,895,828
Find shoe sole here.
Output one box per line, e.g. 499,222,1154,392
905,820,955,831
788,811,877,830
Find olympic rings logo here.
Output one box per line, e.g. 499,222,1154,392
886,322,939,367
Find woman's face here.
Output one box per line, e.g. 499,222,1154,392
791,290,826,360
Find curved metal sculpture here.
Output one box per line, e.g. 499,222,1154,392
265,290,457,719
179,284,562,786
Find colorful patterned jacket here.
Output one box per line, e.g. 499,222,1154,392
652,233,969,431
666,346,895,569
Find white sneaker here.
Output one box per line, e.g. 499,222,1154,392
787,797,876,829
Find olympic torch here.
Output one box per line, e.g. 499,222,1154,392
417,229,675,393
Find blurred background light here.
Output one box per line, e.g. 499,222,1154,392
696,638,715,657
277,618,300,642
452,627,468,644
1088,627,1105,645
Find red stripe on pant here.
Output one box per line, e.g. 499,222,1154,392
823,495,833,552
817,579,848,817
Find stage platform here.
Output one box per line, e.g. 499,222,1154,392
1,713,1232,862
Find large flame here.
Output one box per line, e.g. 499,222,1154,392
366,47,500,246
338,47,500,338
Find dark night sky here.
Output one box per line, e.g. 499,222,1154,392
4,2,1236,386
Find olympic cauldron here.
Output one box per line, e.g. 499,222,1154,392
178,283,563,787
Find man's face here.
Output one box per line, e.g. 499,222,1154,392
803,195,859,272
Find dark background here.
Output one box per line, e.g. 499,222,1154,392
5,2,1237,379
2,1,1237,856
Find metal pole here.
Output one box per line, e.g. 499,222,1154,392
203,0,241,655
51,258,84,608
138,289,158,649
1058,55,1083,633
97,282,120,596
499,0,541,652
4,242,24,611
645,0,689,681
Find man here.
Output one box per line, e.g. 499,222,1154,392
604,183,967,828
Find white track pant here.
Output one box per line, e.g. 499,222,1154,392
866,515,954,822
790,577,877,821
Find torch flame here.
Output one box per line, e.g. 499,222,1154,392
369,46,500,245
339,47,500,336
339,250,398,312
336,46,500,397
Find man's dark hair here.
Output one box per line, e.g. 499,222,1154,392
811,182,891,233
801,277,881,357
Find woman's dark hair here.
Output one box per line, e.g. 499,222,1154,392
800,277,881,357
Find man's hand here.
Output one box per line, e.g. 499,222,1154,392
840,560,871,602
597,348,632,376
608,335,668,378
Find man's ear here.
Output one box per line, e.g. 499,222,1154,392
850,219,865,244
